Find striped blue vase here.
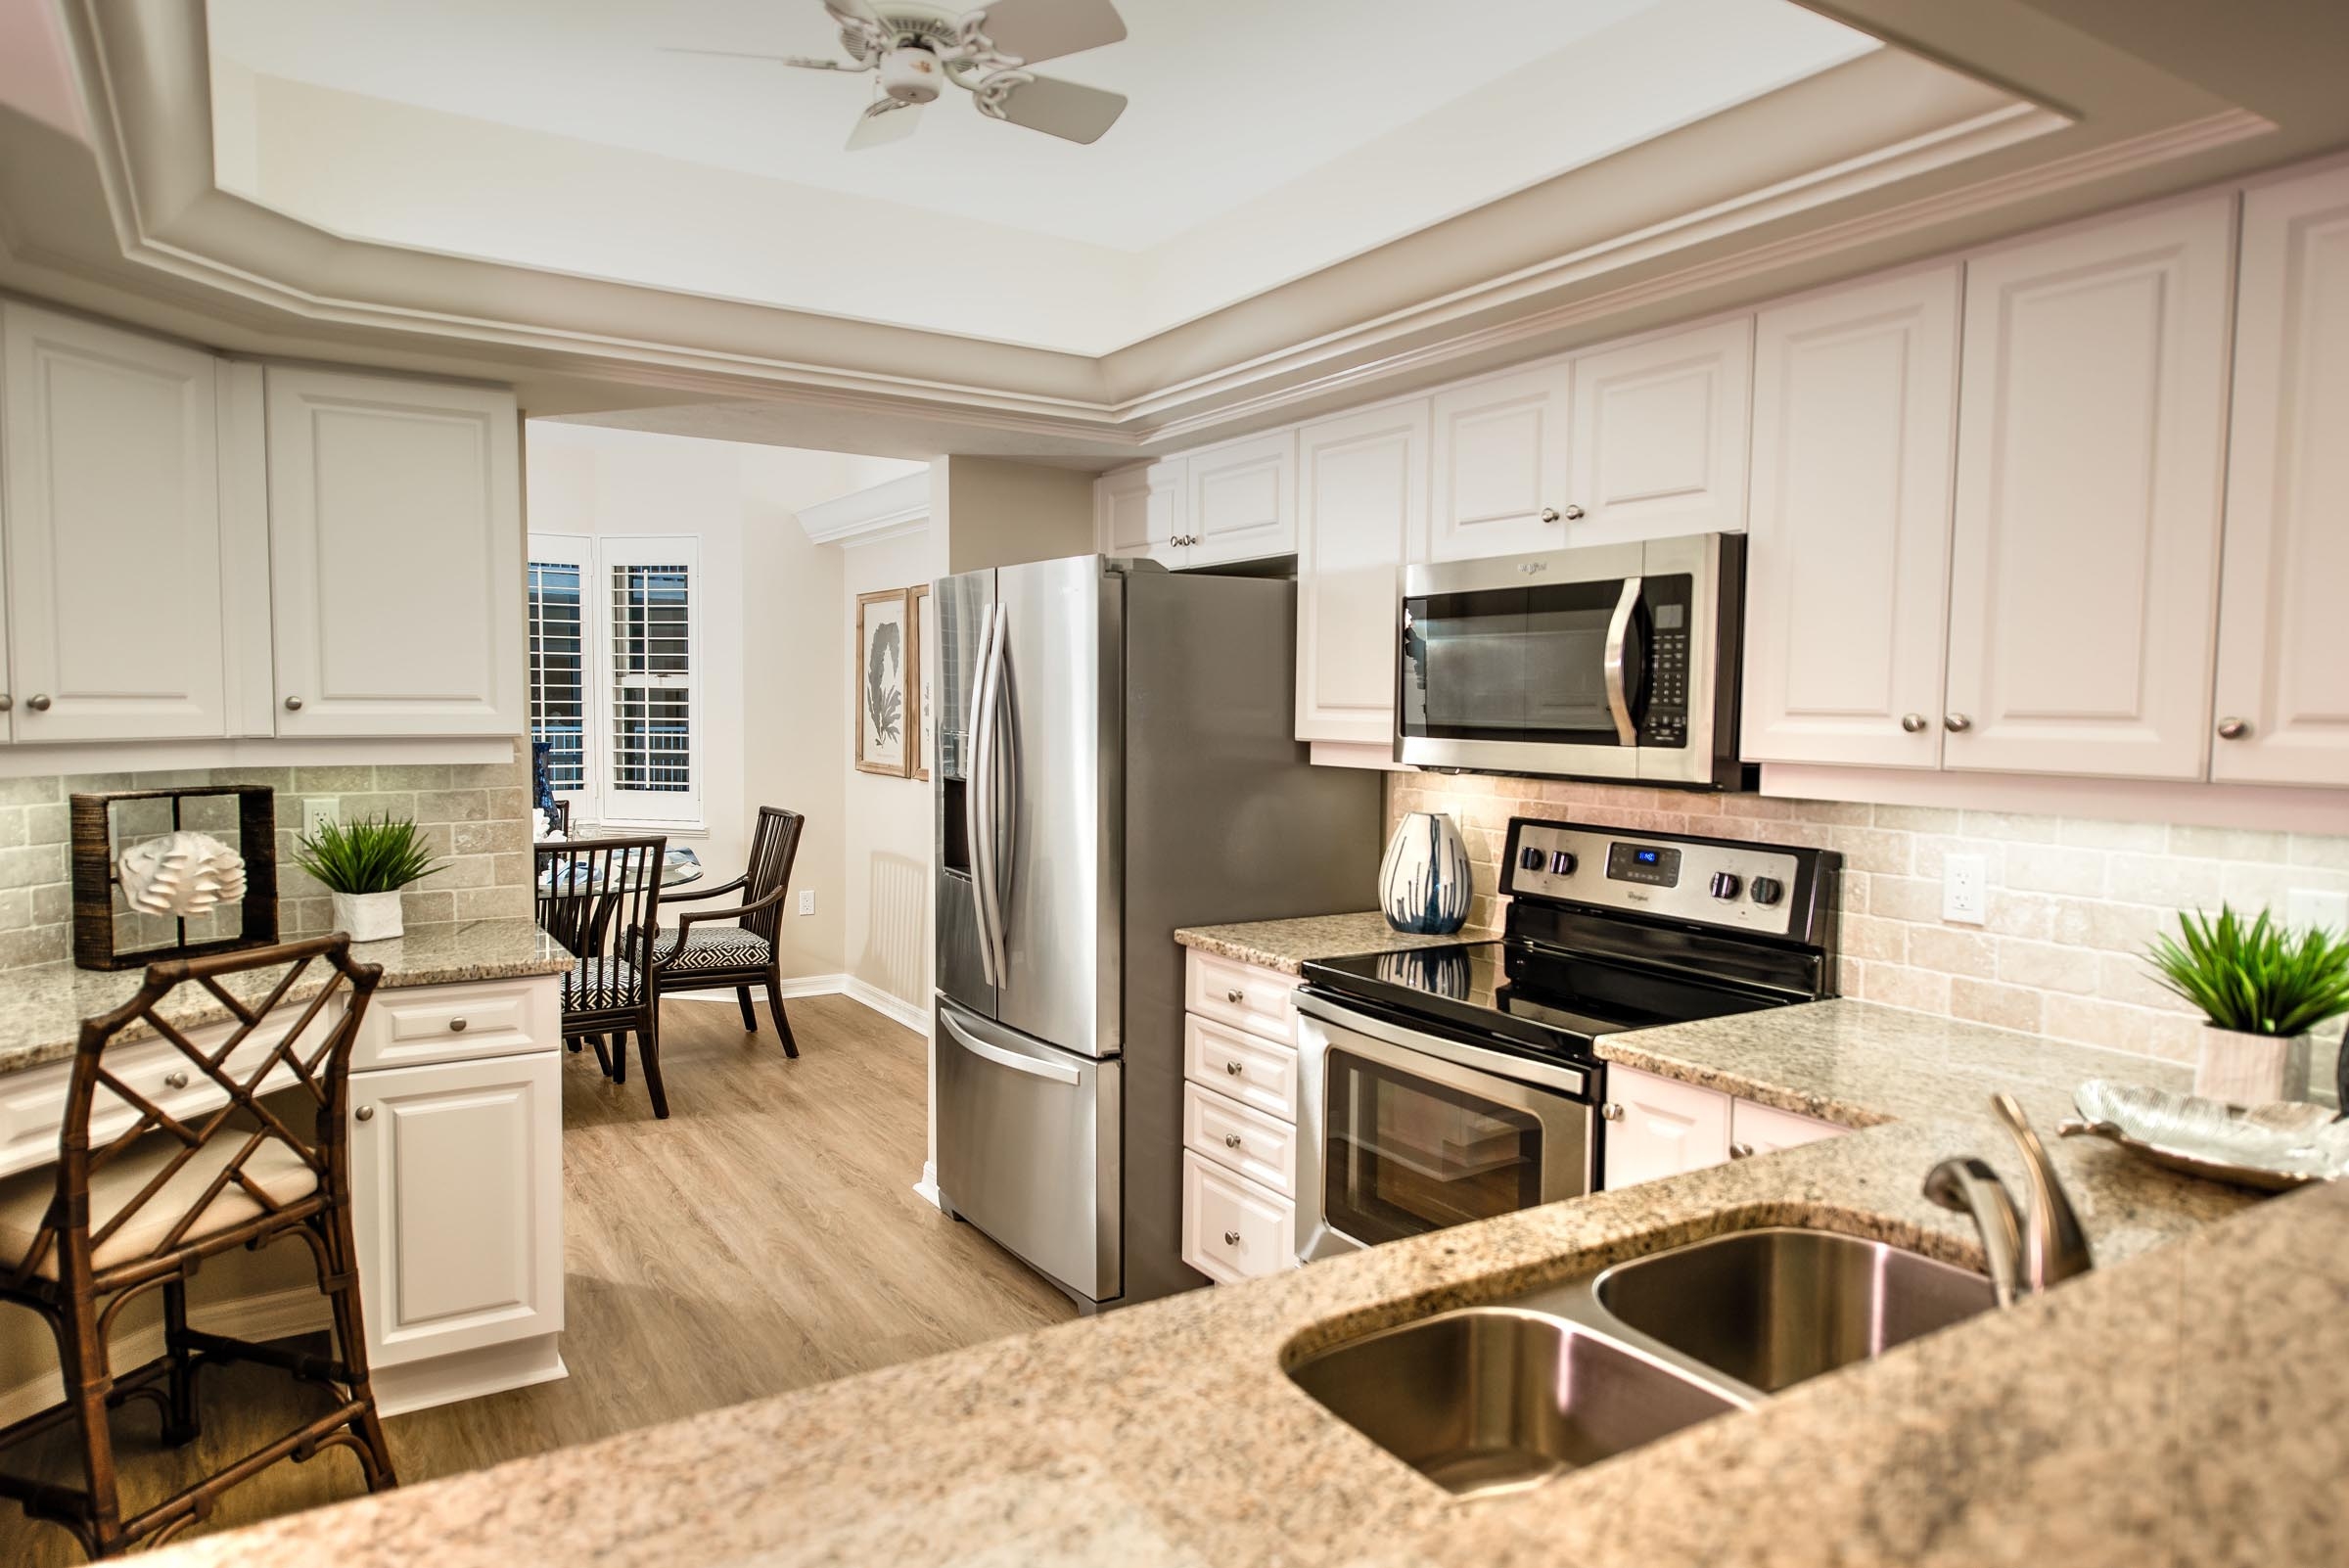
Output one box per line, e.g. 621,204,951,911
1380,811,1472,935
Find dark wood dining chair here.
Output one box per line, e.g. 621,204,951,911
535,835,671,1117
0,936,395,1559
644,807,805,1058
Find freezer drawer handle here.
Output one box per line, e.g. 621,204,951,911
942,1010,1081,1085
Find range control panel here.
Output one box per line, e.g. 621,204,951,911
1501,817,1818,940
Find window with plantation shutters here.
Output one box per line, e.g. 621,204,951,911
526,538,589,802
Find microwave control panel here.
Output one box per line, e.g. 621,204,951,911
1639,575,1695,749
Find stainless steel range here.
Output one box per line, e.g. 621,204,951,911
1294,817,1840,1262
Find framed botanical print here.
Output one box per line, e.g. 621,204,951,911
910,582,933,782
854,588,912,777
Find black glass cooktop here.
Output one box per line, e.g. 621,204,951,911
1301,940,1781,1061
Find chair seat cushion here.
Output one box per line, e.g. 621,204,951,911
649,926,773,975
564,956,643,1011
0,1131,319,1280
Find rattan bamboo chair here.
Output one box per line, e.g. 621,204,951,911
0,936,396,1559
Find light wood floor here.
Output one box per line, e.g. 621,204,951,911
3,994,1075,1564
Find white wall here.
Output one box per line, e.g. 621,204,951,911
842,529,944,1012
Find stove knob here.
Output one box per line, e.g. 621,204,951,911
1749,875,1785,906
1549,850,1577,877
1519,846,1545,872
1708,871,1742,900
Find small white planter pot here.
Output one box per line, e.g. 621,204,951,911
2191,1026,2311,1105
332,890,406,945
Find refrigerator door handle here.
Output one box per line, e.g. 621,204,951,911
941,1008,1082,1085
989,600,1015,984
968,601,1001,988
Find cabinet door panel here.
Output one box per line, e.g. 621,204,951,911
1601,1065,1731,1189
267,367,524,736
1186,433,1294,566
0,304,226,741
1295,400,1428,745
1567,318,1751,544
347,1051,562,1368
1428,363,1572,561
2212,166,2349,785
1943,198,2234,779
1730,1098,1843,1158
1097,459,1185,569
1742,267,1959,767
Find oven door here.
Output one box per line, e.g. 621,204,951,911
1295,992,1595,1263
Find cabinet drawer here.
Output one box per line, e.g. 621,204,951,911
1183,1014,1300,1123
1181,1152,1296,1284
1183,1082,1299,1197
351,976,557,1073
1184,950,1296,1045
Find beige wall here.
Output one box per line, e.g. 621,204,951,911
842,530,944,1009
935,455,1094,575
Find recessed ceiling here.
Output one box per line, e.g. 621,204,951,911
203,0,1878,352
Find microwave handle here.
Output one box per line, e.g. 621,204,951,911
1602,575,1642,745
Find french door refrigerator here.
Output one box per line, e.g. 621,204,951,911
934,555,1380,1311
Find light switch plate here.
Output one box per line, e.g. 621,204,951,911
2288,888,2349,935
798,890,815,916
1943,853,1987,925
301,798,340,838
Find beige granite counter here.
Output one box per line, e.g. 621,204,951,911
1174,910,1484,974
0,919,572,1079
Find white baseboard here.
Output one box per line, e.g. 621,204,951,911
913,1160,942,1211
0,1285,332,1428
372,1335,566,1418
666,973,928,1036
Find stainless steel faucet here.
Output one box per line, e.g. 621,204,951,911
1922,1092,2093,1308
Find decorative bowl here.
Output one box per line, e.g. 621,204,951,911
2058,1078,2349,1191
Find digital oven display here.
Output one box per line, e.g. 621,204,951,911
1606,842,1682,887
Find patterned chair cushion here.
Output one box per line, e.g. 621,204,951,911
563,956,643,1011
648,925,773,974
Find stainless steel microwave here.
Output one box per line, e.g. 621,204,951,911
1396,532,1745,788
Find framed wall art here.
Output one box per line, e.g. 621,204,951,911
854,588,913,777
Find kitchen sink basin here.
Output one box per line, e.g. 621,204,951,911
1592,1226,1997,1394
1287,1306,1745,1498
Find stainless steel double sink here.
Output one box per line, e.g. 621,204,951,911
1288,1227,1995,1498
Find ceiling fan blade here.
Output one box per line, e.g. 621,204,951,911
967,0,1127,65
987,73,1127,144
662,47,852,70
847,98,923,151
823,0,889,26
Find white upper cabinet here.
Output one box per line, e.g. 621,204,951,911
1942,197,2234,780
0,302,227,742
1565,317,1752,545
1295,399,1427,746
1097,459,1184,569
1742,266,1960,768
266,367,526,737
1427,362,1573,561
2211,165,2349,787
1184,432,1295,567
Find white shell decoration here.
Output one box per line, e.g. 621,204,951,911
117,831,248,917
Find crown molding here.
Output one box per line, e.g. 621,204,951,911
798,472,932,548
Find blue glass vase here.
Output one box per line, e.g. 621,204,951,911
1380,811,1472,935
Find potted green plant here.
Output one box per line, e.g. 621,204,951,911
294,815,444,944
2144,904,2349,1104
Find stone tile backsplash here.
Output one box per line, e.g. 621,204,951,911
1388,772,2349,1068
0,752,532,971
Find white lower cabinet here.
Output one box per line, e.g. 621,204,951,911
1179,949,1304,1283
1602,1062,1845,1188
1181,1151,1294,1285
1729,1097,1843,1159
345,1046,564,1384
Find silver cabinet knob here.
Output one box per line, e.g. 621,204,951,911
163,1070,190,1090
354,1104,375,1123
1223,1132,1243,1149
1223,988,1244,1004
1600,1102,1625,1122
1539,507,1561,524
1901,713,1928,734
2217,716,2250,741
0,695,13,713
1944,713,1972,733
1222,1229,1241,1247
284,695,304,712
448,1017,469,1033
1729,1141,1756,1160
1224,1060,1244,1076
24,695,49,713
1561,504,1586,522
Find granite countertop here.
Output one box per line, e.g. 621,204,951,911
0,920,572,1079
1174,910,1486,974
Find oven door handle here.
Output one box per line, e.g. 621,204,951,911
1295,992,1593,1099
1602,574,1642,746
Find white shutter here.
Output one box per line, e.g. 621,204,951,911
526,533,592,814
599,535,702,827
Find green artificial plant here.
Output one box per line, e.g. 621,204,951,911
293,815,445,896
2144,903,2349,1038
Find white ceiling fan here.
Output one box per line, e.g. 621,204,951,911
667,0,1129,150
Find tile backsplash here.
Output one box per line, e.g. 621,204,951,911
0,753,532,971
1388,772,2349,1068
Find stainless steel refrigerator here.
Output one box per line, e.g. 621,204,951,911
933,555,1381,1311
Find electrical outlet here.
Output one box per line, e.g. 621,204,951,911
1942,853,1987,925
798,890,815,917
2288,888,2349,934
301,798,340,838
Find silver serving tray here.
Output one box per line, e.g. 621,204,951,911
2058,1079,2349,1191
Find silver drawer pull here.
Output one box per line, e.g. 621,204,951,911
284,695,304,712
1222,1229,1241,1247
163,1070,190,1090
24,694,50,713
1223,988,1244,1004
1224,1060,1244,1076
355,1105,375,1123
1223,1133,1243,1149
448,1018,469,1033
1600,1102,1624,1122
1729,1141,1756,1160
